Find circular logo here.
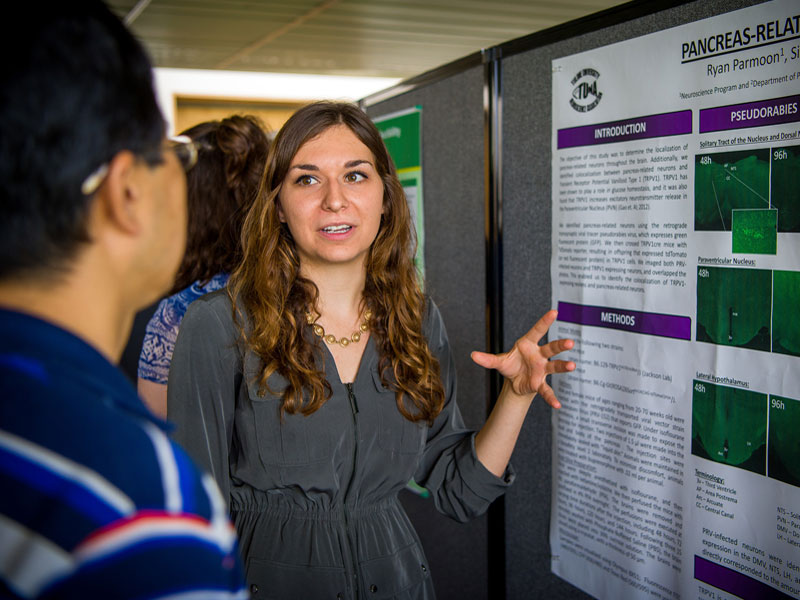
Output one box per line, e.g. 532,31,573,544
570,68,602,112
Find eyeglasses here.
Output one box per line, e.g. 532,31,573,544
80,135,199,196
168,135,199,172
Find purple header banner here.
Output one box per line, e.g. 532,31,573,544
699,94,800,133
557,110,692,149
557,301,691,340
695,556,792,600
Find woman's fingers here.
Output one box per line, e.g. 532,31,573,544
470,350,503,370
537,382,561,409
520,309,559,345
547,358,576,375
540,337,575,359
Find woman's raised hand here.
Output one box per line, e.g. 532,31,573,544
470,309,576,409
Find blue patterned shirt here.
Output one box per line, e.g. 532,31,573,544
138,273,229,384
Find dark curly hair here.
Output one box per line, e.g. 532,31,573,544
170,115,269,294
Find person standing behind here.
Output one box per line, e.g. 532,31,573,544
138,115,269,418
0,3,247,598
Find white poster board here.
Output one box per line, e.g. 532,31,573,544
549,1,800,598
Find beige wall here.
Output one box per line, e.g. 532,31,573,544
173,96,307,136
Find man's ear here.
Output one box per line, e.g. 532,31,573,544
95,150,146,235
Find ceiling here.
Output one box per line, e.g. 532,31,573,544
109,0,626,80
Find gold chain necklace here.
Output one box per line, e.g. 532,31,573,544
306,309,372,348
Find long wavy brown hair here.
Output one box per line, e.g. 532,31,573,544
228,101,445,424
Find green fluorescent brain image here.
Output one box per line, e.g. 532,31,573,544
768,395,800,487
731,209,777,255
695,149,770,231
771,145,800,232
692,380,767,474
772,270,800,357
696,266,771,351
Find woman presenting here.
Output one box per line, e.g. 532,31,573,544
168,101,575,599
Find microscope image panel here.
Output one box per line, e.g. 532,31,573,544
772,270,800,357
692,380,767,475
768,395,800,487
731,209,777,255
695,149,770,232
696,266,772,352
771,145,800,233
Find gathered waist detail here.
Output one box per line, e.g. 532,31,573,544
230,488,400,521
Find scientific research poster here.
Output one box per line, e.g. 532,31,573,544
549,1,800,598
373,107,425,275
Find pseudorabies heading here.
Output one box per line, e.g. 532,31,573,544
681,14,799,63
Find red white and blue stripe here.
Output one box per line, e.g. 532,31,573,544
0,308,248,599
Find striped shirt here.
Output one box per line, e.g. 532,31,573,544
0,309,248,599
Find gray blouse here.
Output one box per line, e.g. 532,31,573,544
167,290,513,599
